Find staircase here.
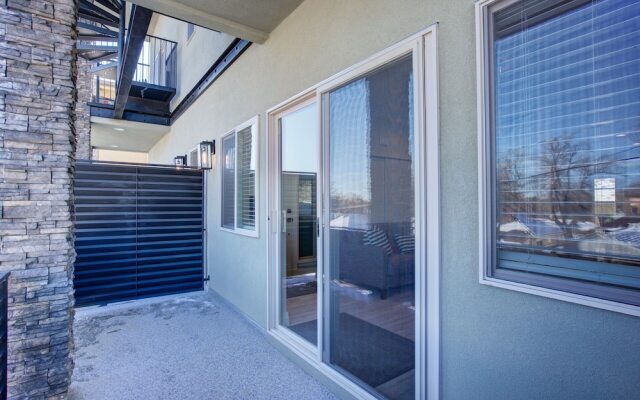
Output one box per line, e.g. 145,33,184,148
78,0,121,64
77,1,176,125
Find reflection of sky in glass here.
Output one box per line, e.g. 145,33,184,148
495,0,640,259
281,103,318,174
329,80,371,202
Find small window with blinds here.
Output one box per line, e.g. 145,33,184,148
480,0,640,308
220,117,258,236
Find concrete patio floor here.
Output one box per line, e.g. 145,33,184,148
69,290,337,400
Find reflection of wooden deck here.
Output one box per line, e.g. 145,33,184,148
286,288,415,341
285,287,416,400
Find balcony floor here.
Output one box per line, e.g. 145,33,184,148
69,290,337,400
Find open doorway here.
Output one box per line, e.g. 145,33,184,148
277,101,320,345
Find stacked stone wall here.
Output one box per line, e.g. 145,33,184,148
74,57,90,160
0,0,77,398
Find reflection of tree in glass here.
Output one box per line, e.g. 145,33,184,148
497,149,525,213
497,135,608,243
538,136,593,239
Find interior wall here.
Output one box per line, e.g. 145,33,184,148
92,149,149,163
148,0,640,398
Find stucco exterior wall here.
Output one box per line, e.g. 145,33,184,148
148,14,235,109
148,0,640,398
92,149,148,164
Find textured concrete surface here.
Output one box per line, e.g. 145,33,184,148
69,291,336,400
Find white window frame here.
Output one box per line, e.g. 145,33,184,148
476,0,640,317
219,116,259,238
266,24,440,400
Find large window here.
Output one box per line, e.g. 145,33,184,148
479,0,640,310
220,117,258,236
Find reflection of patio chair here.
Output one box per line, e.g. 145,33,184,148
331,226,414,298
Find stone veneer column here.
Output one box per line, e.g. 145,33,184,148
74,57,90,160
0,0,77,398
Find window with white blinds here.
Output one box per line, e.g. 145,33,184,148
220,118,258,235
221,134,236,229
236,126,257,229
486,0,640,306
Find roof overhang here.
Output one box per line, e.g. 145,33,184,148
91,117,170,152
124,0,304,43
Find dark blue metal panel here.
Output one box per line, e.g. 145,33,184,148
74,161,204,306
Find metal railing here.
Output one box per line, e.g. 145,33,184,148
92,75,116,105
88,33,177,105
132,34,177,88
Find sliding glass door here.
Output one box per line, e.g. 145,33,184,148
278,101,319,345
323,54,416,400
269,29,438,399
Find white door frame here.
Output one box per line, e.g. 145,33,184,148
266,24,440,400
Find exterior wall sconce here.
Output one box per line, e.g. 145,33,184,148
199,141,214,170
174,155,187,167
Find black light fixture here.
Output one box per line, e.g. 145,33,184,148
199,141,213,170
174,155,186,167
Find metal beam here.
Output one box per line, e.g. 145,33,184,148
91,105,171,125
87,52,118,63
117,1,126,82
113,5,153,119
78,34,118,41
78,22,118,37
79,0,119,23
125,0,268,43
78,11,119,27
93,0,121,14
91,61,117,73
78,44,118,52
171,39,250,123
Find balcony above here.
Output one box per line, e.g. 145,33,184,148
124,0,304,43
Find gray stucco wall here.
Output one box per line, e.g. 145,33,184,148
149,0,640,398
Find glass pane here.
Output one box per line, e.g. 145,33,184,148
326,55,415,399
221,134,235,229
236,126,256,230
279,103,319,345
493,0,640,296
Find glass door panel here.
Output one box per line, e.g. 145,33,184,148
324,55,415,399
279,102,319,345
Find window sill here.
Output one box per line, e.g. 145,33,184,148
219,226,259,239
480,275,640,317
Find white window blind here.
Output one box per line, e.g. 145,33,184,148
491,0,640,305
236,126,257,229
221,134,236,229
220,119,258,234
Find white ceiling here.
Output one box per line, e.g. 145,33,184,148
91,117,170,152
126,0,304,43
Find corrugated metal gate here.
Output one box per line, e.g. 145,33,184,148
74,161,205,306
